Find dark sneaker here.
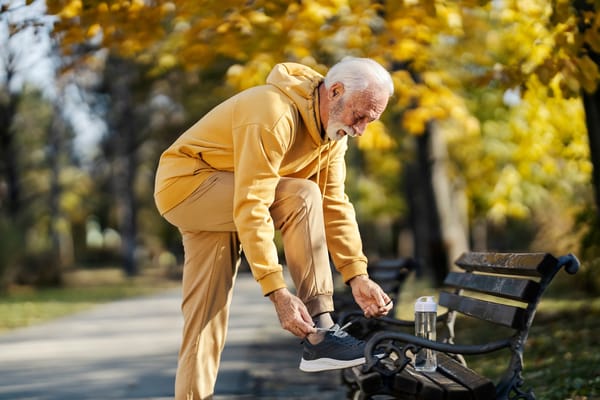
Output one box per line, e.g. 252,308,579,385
299,323,366,372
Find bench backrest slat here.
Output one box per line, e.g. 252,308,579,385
368,260,413,280
439,291,529,330
455,252,558,278
443,272,541,302
370,269,409,282
367,258,415,300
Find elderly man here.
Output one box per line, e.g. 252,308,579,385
154,57,395,399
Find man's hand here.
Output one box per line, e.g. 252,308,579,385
269,288,317,338
349,275,393,318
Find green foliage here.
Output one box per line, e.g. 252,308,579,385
463,307,600,399
464,294,600,399
575,206,600,292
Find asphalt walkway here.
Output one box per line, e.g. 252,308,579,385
0,272,346,400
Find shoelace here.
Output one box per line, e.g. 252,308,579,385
315,322,365,348
301,321,365,349
314,321,353,337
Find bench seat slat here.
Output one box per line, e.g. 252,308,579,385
455,252,558,277
439,291,528,329
421,369,472,400
392,368,421,396
404,366,445,400
436,353,496,400
444,272,541,302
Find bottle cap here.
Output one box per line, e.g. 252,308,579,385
415,296,437,312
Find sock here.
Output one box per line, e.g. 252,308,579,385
312,312,335,329
306,313,334,345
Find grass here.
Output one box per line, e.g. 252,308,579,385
392,274,600,400
0,267,178,332
456,301,600,400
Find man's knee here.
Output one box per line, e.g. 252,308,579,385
272,179,324,229
281,179,322,206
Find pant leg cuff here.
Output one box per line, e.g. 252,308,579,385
305,294,334,317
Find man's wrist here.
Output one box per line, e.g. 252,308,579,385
268,287,289,301
348,274,368,287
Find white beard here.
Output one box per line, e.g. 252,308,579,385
326,121,356,141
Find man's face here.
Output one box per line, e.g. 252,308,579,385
326,87,389,142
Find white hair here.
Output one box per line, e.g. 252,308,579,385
324,57,394,97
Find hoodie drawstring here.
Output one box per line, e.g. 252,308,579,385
316,141,332,202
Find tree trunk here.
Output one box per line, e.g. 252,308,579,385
574,0,600,215
44,103,75,284
104,57,140,277
0,71,24,289
119,118,139,277
429,123,470,268
0,89,21,218
406,129,447,286
582,77,600,214
406,124,469,286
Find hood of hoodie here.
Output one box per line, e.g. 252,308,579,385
266,63,326,147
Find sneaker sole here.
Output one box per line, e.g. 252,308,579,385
299,356,366,372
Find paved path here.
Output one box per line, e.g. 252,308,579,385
0,272,346,399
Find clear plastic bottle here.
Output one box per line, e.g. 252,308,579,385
414,296,437,372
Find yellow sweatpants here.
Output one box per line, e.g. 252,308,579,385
163,171,335,399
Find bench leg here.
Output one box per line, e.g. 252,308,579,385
496,370,535,400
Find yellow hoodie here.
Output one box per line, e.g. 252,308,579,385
154,63,368,295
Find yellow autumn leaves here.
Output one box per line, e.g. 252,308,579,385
46,0,596,223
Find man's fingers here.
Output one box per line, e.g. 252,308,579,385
384,300,393,312
376,290,391,307
379,301,393,316
286,318,316,337
298,303,317,335
383,292,392,305
363,299,393,318
301,322,317,336
285,320,315,338
364,303,378,318
299,306,313,325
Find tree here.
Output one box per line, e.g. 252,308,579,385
0,0,56,287
44,0,599,283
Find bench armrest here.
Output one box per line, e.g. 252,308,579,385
362,330,512,375
366,330,511,357
340,311,449,328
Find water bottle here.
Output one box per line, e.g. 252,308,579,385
414,296,437,372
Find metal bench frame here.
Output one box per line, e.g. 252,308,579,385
342,252,580,400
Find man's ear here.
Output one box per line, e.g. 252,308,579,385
329,82,345,100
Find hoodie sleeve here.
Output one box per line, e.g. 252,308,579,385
320,140,369,282
232,110,294,296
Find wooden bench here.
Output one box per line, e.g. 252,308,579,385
341,251,580,400
333,258,417,339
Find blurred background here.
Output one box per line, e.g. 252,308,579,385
1,0,600,398
2,0,599,290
